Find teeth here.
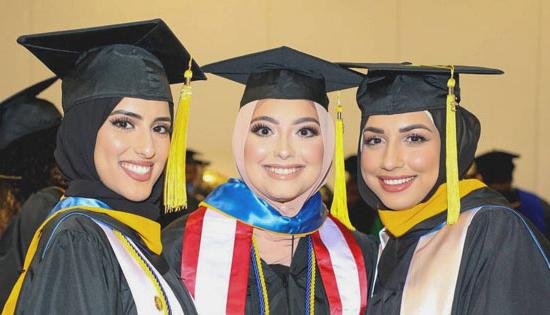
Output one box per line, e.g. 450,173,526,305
121,162,151,175
267,167,301,175
383,177,414,185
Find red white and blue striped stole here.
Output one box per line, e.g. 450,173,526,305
181,206,367,314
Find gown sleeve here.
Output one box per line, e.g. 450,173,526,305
453,207,550,315
15,216,124,314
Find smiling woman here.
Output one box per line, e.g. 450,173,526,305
340,62,550,315
162,46,378,315
2,19,205,315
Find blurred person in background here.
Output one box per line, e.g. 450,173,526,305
0,77,65,306
475,150,550,239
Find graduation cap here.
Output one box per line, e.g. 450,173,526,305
18,18,206,112
202,46,363,108
339,62,504,224
17,19,207,211
338,63,503,115
475,150,519,184
0,77,60,151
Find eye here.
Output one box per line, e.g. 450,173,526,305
363,135,383,146
297,126,319,138
110,117,134,130
405,133,428,143
153,124,171,135
250,123,273,137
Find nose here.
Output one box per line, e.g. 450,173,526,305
134,130,156,159
381,140,403,171
275,134,294,160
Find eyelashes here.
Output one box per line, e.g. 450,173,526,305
109,116,171,134
110,117,133,129
362,133,430,146
250,123,272,137
249,123,320,138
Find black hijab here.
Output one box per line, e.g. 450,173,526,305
56,97,168,220
356,106,481,210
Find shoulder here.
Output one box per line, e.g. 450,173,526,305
38,210,113,255
466,206,550,264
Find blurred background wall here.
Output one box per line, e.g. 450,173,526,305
2,0,549,198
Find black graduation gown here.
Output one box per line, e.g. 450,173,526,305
13,209,197,314
162,215,378,314
367,188,550,315
0,186,62,306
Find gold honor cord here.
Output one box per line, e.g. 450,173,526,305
330,92,355,230
164,58,193,212
0,174,22,180
113,230,169,314
251,237,317,315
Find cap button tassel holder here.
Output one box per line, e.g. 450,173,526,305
164,58,194,212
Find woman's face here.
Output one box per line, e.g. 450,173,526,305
360,111,440,210
95,97,171,202
244,99,324,203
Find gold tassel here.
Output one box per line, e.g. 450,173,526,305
445,66,460,224
330,92,355,230
164,59,193,212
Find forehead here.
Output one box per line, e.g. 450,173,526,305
112,97,171,116
252,99,318,119
364,111,436,129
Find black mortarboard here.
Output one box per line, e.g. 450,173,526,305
202,46,363,108
338,63,503,115
186,149,210,166
475,150,519,184
18,19,206,112
0,77,61,150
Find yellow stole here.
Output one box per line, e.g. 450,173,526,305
378,179,486,238
2,206,162,315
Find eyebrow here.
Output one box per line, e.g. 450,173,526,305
363,127,384,134
110,110,171,123
110,110,142,119
399,124,434,133
293,117,320,125
251,116,278,124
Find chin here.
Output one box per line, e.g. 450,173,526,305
116,185,153,202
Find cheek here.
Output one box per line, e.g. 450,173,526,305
360,148,381,176
407,144,440,175
298,138,323,165
155,136,171,168
244,136,270,167
95,127,128,169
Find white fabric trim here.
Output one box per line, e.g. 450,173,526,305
95,221,184,315
319,218,361,314
400,208,481,315
193,209,237,314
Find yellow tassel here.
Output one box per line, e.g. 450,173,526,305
164,61,193,212
329,93,355,230
445,66,460,224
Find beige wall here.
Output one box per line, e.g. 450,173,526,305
2,0,549,198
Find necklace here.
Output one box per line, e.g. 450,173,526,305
251,235,316,315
